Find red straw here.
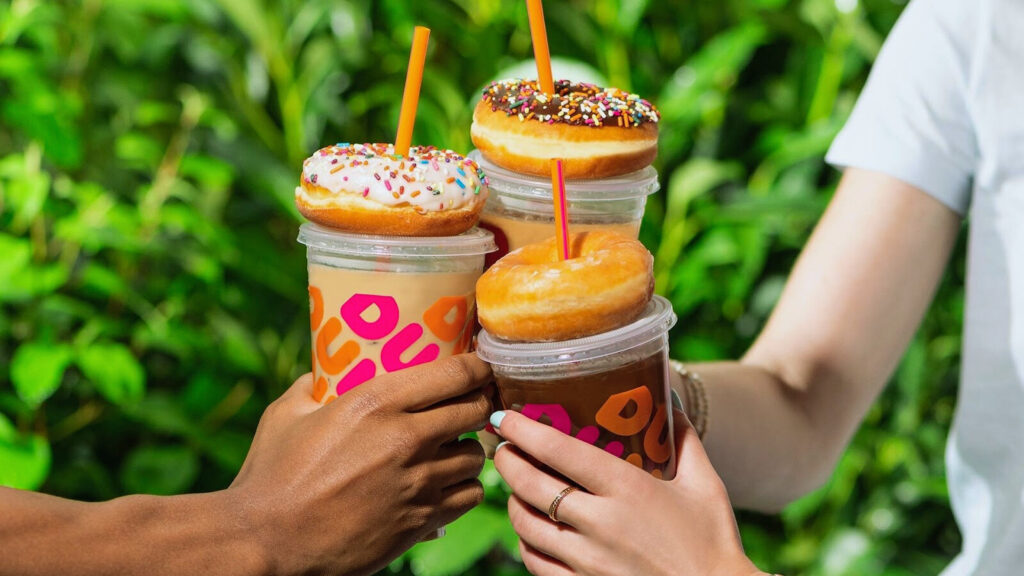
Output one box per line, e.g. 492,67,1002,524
395,26,430,157
526,0,555,94
550,158,570,260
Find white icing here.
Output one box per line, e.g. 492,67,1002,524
295,143,488,213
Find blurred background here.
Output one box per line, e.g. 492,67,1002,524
0,0,964,574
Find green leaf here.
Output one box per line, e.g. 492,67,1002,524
0,262,69,303
10,342,74,408
114,131,164,166
7,168,51,232
407,504,509,576
0,413,51,490
0,233,32,283
76,342,146,406
1,95,82,169
654,159,743,294
120,445,199,495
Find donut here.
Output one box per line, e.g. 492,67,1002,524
476,230,654,342
471,79,659,179
295,143,489,236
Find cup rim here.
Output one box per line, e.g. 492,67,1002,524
469,150,660,202
297,222,497,257
476,295,677,367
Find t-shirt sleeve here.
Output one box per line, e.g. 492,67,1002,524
826,0,979,215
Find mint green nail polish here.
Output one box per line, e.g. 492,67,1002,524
671,389,683,411
490,411,506,429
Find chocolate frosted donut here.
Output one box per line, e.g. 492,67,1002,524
471,79,659,179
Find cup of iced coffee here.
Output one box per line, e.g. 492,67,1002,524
474,230,678,479
477,295,677,478
299,224,495,402
470,150,658,266
469,79,661,264
294,143,495,402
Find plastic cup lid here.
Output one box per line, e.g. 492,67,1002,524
297,222,497,258
469,150,660,202
476,295,677,367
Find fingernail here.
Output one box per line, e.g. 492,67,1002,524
495,441,509,454
671,389,683,411
490,411,506,429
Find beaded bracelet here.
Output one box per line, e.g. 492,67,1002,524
669,360,710,440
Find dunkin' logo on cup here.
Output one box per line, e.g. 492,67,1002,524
520,386,672,477
309,287,475,403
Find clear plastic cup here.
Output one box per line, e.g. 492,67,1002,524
476,295,678,479
298,223,496,403
469,150,659,267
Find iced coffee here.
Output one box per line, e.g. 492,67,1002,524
300,223,495,403
469,150,658,266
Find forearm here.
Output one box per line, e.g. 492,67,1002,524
0,487,268,576
673,361,858,512
674,170,961,512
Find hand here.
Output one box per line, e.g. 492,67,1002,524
227,354,492,576
492,409,766,576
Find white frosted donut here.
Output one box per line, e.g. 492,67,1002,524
295,143,489,236
476,230,654,342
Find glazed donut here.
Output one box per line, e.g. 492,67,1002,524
295,143,489,236
476,230,654,342
471,79,659,179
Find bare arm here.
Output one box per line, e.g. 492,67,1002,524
0,355,492,576
674,168,962,511
0,488,264,576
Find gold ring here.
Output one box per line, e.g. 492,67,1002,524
547,486,578,523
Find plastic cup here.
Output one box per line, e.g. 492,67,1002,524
476,295,678,479
298,223,496,403
469,150,659,267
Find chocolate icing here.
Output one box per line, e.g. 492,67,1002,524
481,79,660,128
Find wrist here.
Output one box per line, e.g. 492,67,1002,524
205,490,277,576
669,360,710,440
97,491,274,576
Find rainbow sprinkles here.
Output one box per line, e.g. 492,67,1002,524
482,79,660,128
298,143,489,214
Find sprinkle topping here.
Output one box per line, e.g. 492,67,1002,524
296,143,489,213
481,79,660,128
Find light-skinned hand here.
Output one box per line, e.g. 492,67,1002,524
491,409,767,576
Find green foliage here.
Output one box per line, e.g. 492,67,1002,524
0,0,960,575
0,412,50,489
10,341,74,407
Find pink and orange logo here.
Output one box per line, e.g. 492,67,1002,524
309,287,475,403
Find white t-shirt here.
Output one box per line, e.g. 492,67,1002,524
826,0,1024,574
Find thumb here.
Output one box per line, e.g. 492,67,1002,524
671,408,722,490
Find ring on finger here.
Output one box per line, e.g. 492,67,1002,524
547,485,579,524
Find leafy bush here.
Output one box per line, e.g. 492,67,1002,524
0,0,960,574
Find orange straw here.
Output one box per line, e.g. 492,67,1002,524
394,26,430,157
526,0,555,94
551,158,570,260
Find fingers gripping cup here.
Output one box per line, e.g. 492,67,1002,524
477,295,678,479
299,223,496,403
469,150,659,267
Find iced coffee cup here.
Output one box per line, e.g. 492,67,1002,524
299,223,496,403
468,150,659,266
476,295,678,479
